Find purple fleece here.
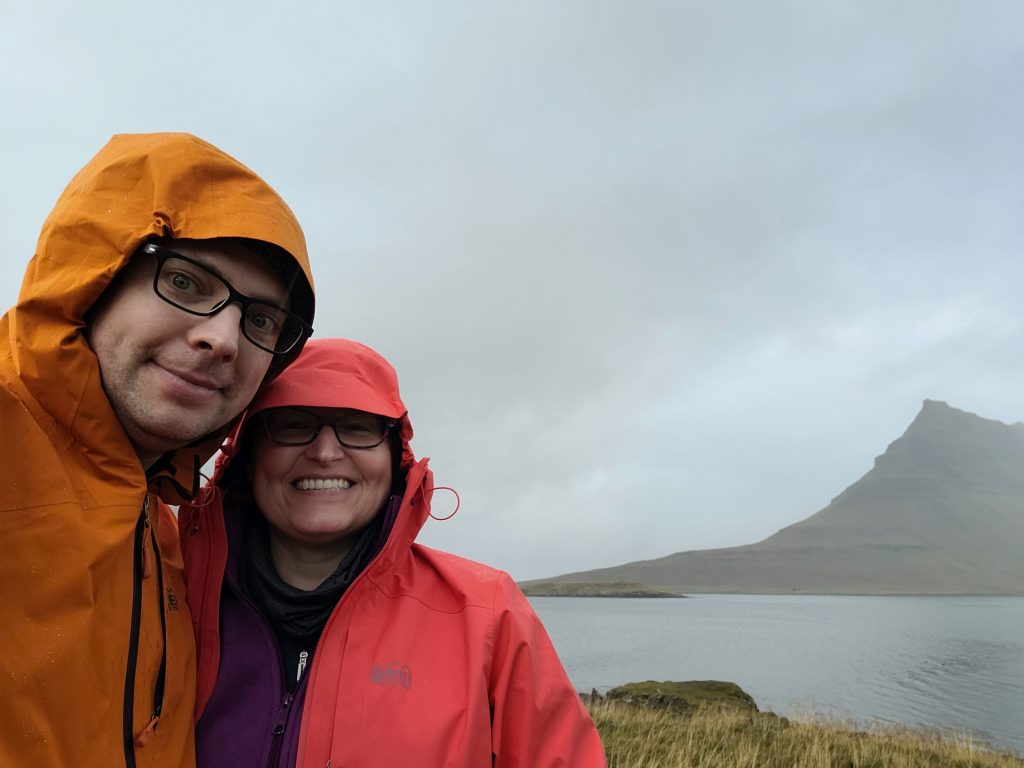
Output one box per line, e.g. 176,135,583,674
195,577,309,768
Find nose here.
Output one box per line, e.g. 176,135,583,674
303,425,346,464
187,303,243,360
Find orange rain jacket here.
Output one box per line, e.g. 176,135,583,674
181,339,608,767
0,133,314,768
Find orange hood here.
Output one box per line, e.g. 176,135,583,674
1,132,315,502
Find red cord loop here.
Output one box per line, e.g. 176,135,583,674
425,486,460,521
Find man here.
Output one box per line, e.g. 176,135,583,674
0,133,316,767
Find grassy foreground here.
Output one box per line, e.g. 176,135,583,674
587,699,1024,768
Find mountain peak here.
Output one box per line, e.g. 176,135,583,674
878,400,1024,488
535,400,1024,594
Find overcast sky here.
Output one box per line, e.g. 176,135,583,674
3,1,1022,579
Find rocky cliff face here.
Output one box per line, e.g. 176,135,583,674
531,400,1024,594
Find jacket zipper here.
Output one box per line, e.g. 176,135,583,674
267,691,294,768
122,496,148,768
122,496,169,765
145,510,169,737
226,582,305,767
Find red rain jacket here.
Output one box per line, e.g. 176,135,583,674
181,339,607,767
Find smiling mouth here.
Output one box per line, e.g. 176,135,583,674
154,362,225,392
294,478,352,491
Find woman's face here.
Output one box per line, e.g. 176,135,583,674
252,407,393,553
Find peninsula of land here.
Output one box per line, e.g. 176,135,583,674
519,581,685,598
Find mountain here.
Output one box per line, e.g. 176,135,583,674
527,400,1024,594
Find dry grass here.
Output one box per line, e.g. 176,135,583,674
588,699,1024,768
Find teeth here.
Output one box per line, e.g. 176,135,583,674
294,478,351,491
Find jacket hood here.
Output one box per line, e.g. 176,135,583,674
0,132,315,503
211,338,416,485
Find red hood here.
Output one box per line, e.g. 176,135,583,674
209,338,416,485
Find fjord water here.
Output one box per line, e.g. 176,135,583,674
531,594,1024,755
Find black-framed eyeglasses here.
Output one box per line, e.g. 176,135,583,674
261,408,396,448
142,243,312,355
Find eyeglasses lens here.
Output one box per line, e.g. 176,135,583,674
156,256,230,312
264,410,388,447
154,254,303,355
243,302,302,354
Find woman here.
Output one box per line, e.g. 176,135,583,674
180,338,607,767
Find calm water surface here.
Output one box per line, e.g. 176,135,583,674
531,595,1024,755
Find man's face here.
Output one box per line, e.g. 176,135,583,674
88,238,289,467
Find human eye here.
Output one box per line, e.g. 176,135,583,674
246,304,286,341
339,412,376,432
336,413,384,445
266,410,317,442
158,260,218,306
163,269,208,294
280,413,309,430
169,272,196,291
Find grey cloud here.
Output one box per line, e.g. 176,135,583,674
2,1,1023,577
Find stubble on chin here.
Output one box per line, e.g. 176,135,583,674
105,367,236,464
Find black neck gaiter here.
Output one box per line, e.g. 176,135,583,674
240,496,398,641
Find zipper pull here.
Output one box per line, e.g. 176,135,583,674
140,496,154,579
134,715,160,747
272,692,293,735
141,542,153,579
297,650,309,684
